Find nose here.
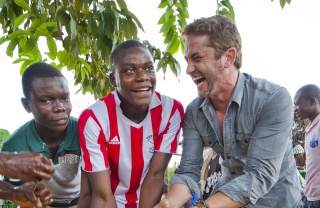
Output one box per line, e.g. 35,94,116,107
186,62,195,75
136,69,149,81
53,100,66,112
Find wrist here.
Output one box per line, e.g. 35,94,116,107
9,185,19,201
194,199,210,208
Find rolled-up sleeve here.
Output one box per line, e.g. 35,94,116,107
170,106,204,195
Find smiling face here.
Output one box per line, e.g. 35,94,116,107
22,77,72,134
110,46,156,110
184,34,225,97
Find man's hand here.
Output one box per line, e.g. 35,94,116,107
0,152,55,181
11,182,53,208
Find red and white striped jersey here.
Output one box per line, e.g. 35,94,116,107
78,91,184,207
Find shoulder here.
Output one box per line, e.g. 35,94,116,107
243,73,290,97
155,91,184,111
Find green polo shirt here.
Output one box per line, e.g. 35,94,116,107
1,116,81,206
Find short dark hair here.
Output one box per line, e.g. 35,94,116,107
182,15,242,69
297,84,320,103
22,62,65,99
110,39,149,73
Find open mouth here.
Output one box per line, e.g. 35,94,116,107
193,76,206,85
132,87,151,93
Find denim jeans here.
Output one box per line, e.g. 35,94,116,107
304,198,320,208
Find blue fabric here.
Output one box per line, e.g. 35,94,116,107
191,192,200,206
303,198,320,208
304,198,320,208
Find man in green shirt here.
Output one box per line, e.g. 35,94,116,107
1,62,81,207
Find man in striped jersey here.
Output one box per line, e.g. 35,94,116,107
78,39,184,208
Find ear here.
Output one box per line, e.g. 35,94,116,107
310,97,317,106
224,47,236,68
21,97,31,113
109,72,117,88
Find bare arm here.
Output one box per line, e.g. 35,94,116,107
78,169,92,208
154,183,192,208
82,169,117,208
139,152,172,208
203,192,245,208
0,152,54,182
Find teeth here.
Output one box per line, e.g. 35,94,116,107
192,76,204,81
134,88,149,92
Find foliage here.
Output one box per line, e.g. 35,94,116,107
165,161,178,187
0,128,10,148
0,0,188,99
0,0,291,99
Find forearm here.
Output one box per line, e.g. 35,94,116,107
161,183,192,208
0,181,17,201
139,174,164,207
90,197,117,208
203,192,245,208
78,192,92,208
86,170,117,208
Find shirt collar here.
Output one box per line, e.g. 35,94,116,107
231,72,244,109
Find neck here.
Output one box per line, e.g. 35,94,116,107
121,104,149,124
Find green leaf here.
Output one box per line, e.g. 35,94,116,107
280,0,286,8
0,36,7,45
164,28,174,44
55,5,66,20
21,37,37,52
116,0,128,10
13,13,28,29
158,1,168,9
75,0,83,10
157,13,166,25
159,18,173,36
35,22,57,36
8,30,28,39
46,25,56,34
67,57,77,70
180,0,188,8
46,36,57,59
29,18,42,32
57,50,70,65
14,0,31,12
20,59,33,75
12,57,28,64
6,39,19,57
166,34,180,54
70,18,77,40
0,128,10,148
122,9,144,32
165,7,173,21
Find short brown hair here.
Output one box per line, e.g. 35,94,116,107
182,15,242,69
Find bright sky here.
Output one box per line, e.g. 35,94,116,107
0,0,319,165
